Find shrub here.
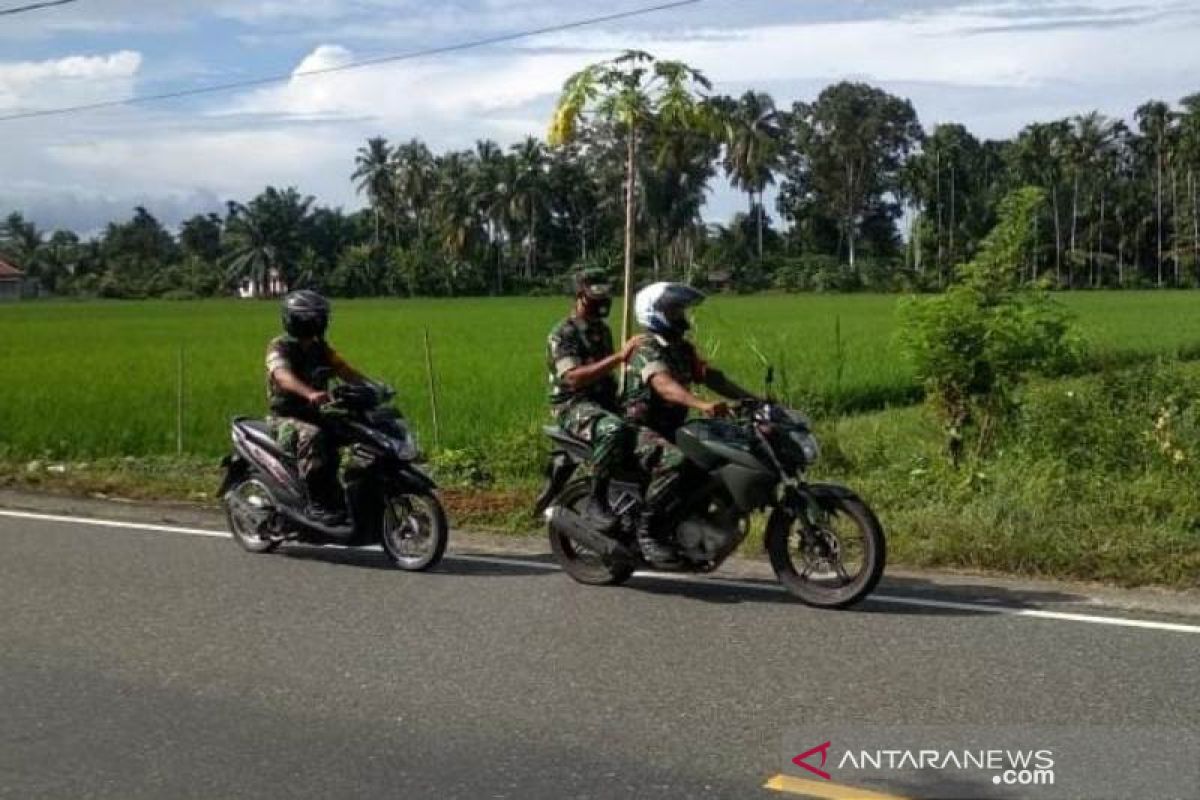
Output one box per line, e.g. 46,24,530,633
899,187,1079,464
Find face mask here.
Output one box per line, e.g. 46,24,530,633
583,296,611,318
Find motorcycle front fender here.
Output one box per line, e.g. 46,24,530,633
390,463,437,495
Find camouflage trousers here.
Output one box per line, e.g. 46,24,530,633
630,426,686,509
554,400,633,481
269,416,340,503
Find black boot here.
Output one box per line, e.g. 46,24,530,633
636,508,680,566
306,502,347,528
583,477,619,534
306,478,347,527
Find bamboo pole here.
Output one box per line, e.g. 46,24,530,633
422,328,441,450
619,125,638,394
176,344,185,456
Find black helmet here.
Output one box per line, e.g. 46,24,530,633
574,268,613,301
574,268,614,317
282,290,330,339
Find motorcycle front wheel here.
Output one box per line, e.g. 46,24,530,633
381,492,448,571
547,480,634,586
765,485,886,609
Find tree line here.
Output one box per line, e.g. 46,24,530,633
3,77,1200,299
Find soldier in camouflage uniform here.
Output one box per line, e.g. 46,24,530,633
266,290,368,526
622,282,758,564
547,269,646,531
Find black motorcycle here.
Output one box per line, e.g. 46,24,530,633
219,381,448,571
535,384,886,608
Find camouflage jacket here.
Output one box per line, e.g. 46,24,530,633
546,315,617,411
265,335,344,419
622,334,708,438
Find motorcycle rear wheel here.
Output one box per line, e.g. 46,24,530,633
223,478,282,554
547,480,634,586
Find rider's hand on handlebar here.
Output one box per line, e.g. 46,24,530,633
308,390,332,407
701,400,731,418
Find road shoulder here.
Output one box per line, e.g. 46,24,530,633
2,486,1198,621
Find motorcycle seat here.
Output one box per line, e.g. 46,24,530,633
543,425,592,460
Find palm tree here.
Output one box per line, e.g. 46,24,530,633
1136,100,1175,286
721,91,783,260
511,137,548,278
224,203,277,297
392,139,435,241
644,118,718,276
471,139,508,292
224,188,313,296
1011,121,1070,284
432,152,482,265
1180,94,1200,280
1068,112,1117,286
351,137,394,247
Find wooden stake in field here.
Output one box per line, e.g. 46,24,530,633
422,328,441,451
176,344,185,456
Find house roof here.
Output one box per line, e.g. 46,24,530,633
0,257,24,279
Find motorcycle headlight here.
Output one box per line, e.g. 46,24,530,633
789,430,820,465
392,431,419,461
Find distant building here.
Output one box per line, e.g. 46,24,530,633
0,257,38,301
237,268,287,299
705,268,734,292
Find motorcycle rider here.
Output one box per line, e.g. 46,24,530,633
623,282,758,564
266,290,368,527
547,268,645,532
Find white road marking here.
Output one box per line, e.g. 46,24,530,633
2,507,1198,635
0,508,228,538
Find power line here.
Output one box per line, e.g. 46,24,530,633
0,0,80,17
0,0,702,123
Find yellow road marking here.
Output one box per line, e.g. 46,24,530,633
763,773,911,799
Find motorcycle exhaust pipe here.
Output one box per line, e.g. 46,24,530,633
548,506,633,561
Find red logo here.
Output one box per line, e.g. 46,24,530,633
792,741,833,780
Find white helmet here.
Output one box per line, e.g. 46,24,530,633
634,282,706,336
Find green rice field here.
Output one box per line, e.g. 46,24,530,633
2,292,1199,462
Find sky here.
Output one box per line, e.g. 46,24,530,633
1,0,1198,233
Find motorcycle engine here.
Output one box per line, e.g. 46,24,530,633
676,515,735,561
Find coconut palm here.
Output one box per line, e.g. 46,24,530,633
721,91,783,260
1136,100,1175,286
392,139,436,241
511,137,549,278
224,188,313,297
432,152,483,264
351,136,394,247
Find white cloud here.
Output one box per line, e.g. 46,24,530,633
0,51,141,112
224,42,587,124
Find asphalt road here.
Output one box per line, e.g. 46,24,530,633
1,508,1198,799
